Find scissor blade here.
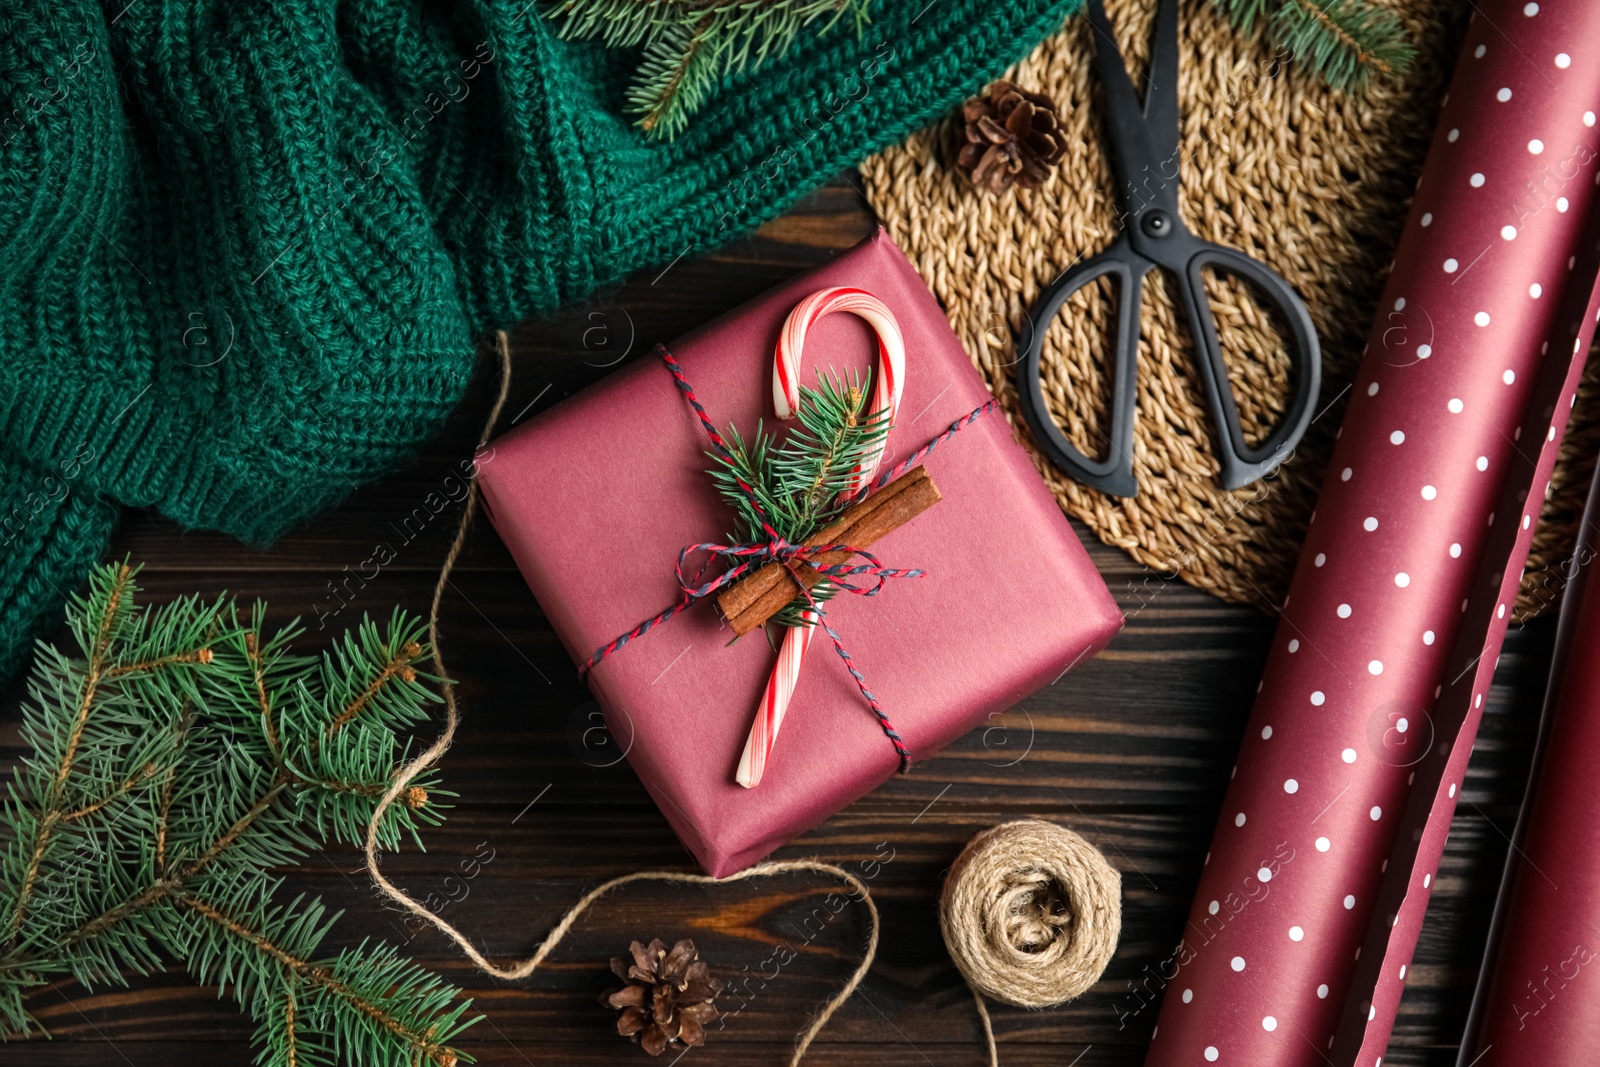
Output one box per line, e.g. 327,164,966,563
1144,0,1181,149
1084,0,1177,217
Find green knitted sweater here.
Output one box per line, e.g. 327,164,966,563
0,0,1073,681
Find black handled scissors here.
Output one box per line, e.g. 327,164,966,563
1017,0,1320,498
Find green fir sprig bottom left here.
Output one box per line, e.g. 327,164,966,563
0,562,476,1066
708,372,888,637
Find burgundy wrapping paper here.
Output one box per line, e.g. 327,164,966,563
475,229,1121,877
1145,4,1600,1064
1332,221,1600,1067
1458,316,1600,1062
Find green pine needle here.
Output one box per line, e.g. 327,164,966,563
1271,0,1414,90
708,371,889,634
1209,0,1276,31
1210,0,1415,92
0,562,476,1064
629,19,724,140
548,0,872,140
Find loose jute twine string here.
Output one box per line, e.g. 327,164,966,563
360,332,877,1065
940,820,1122,1066
362,333,1123,1064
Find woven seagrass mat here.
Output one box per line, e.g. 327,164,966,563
859,0,1600,620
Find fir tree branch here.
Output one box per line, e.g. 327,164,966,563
635,17,716,137
297,775,428,804
1297,0,1380,67
154,764,177,878
245,631,281,760
1209,0,1272,30
153,702,197,877
59,763,162,823
549,0,871,139
321,642,422,742
64,779,291,947
708,373,886,633
103,648,214,679
1,565,134,951
54,564,136,790
1273,0,1401,75
285,989,300,1067
1210,0,1414,92
798,382,864,516
174,895,458,1066
2,823,55,953
56,699,189,827
0,565,471,1061
189,782,290,879
49,571,126,795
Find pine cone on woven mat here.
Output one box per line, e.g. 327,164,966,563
601,938,721,1055
957,80,1067,193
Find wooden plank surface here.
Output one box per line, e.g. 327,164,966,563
0,180,1554,1066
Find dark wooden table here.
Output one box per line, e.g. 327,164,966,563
1,180,1553,1066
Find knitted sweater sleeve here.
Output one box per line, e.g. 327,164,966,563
339,0,1081,330
0,0,1075,681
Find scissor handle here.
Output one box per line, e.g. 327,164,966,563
1176,243,1322,490
1017,241,1146,498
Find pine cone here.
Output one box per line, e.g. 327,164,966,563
601,938,721,1056
956,80,1068,194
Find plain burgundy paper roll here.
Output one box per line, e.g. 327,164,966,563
1459,404,1600,1062
1145,3,1600,1064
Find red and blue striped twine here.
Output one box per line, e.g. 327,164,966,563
579,344,995,775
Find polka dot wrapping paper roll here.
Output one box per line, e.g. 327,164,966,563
1144,3,1600,1066
1458,392,1600,1063
1332,213,1600,1067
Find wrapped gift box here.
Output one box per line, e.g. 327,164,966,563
477,229,1121,876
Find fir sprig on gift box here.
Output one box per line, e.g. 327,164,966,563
708,372,889,633
0,563,475,1066
547,0,872,140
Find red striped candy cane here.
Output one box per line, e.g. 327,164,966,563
771,287,905,494
736,288,905,788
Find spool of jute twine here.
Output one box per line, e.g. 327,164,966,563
940,820,1122,1062
362,335,1124,1065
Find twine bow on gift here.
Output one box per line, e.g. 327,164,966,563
586,489,927,774
675,537,923,616
576,519,919,668
580,288,998,787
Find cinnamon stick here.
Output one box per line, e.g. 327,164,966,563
717,466,937,624
715,466,942,636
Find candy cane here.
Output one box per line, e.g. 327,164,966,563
772,287,905,494
737,288,905,788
